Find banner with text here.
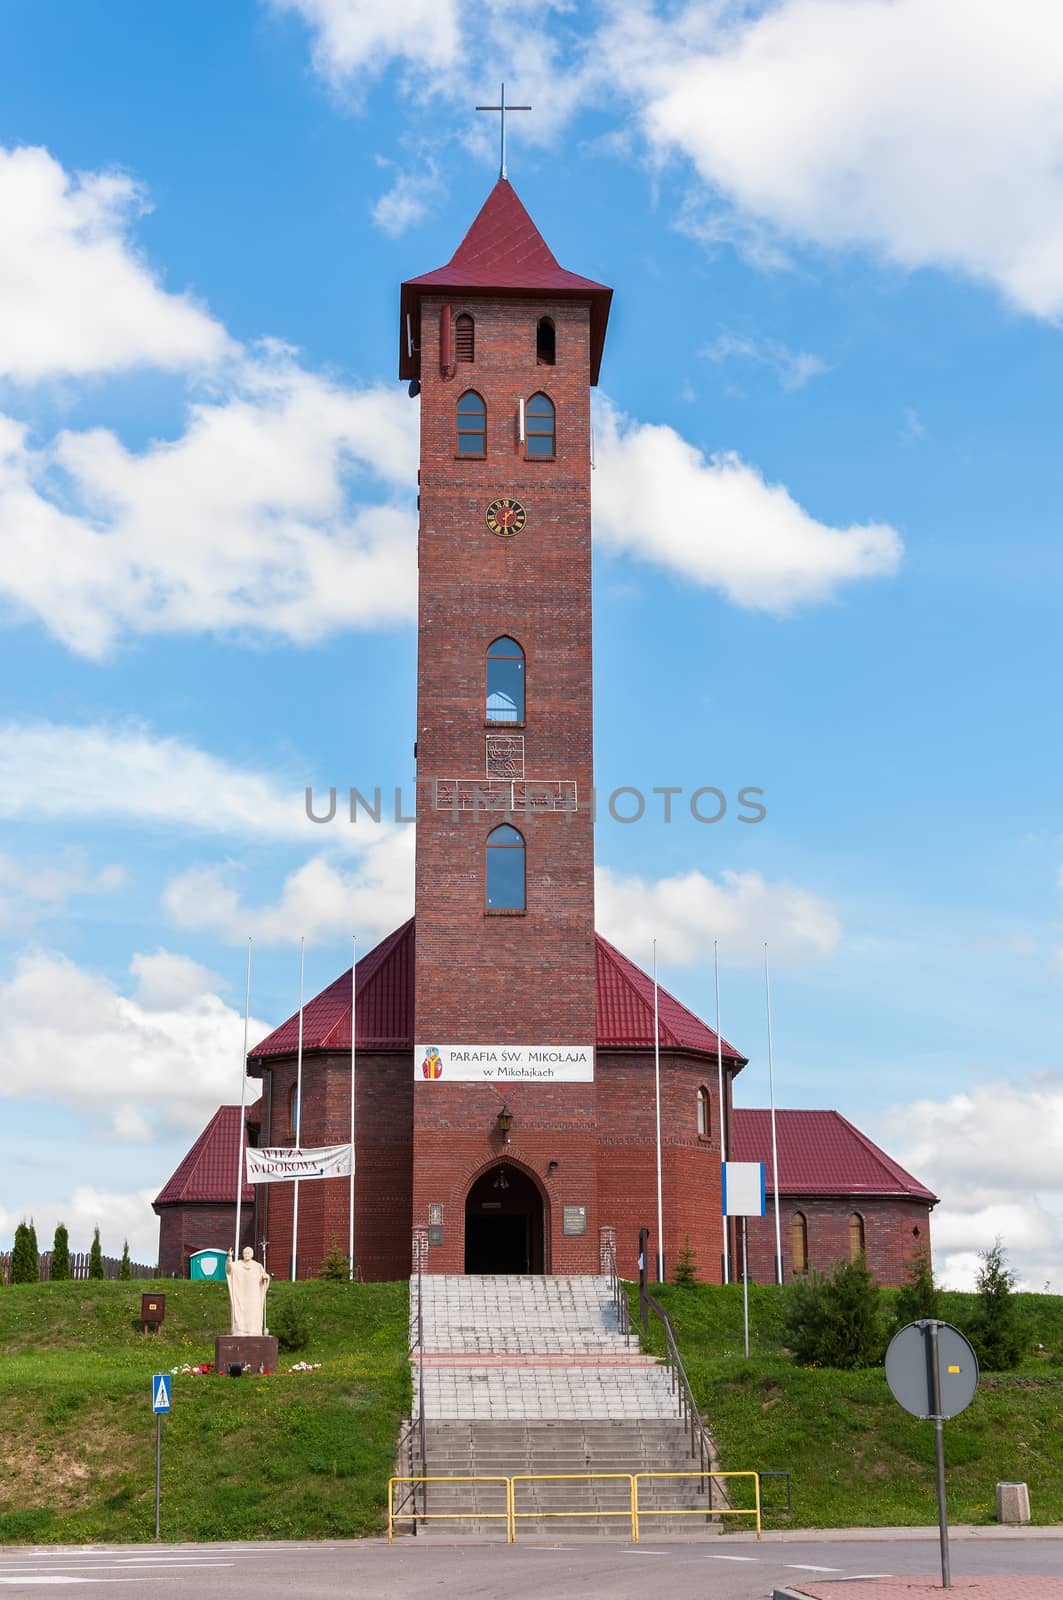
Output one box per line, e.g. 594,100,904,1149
245,1144,353,1184
416,1044,595,1083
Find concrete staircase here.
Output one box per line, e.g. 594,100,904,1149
396,1274,719,1538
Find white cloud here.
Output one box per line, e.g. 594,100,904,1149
702,330,829,391
131,951,225,1012
0,852,126,930
0,948,269,1134
0,145,228,382
617,0,1063,320
593,399,902,610
372,155,443,236
0,721,317,842
269,0,461,87
163,833,415,947
0,355,418,658
0,1187,161,1264
595,864,842,968
879,1073,1063,1290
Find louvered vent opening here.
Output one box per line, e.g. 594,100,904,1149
455,314,475,362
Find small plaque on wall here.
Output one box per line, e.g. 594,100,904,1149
563,1205,587,1237
428,1203,444,1226
428,1225,444,1246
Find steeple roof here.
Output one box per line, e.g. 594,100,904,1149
400,179,612,383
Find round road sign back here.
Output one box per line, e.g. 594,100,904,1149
885,1320,979,1420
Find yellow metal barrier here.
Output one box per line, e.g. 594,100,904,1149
388,1469,762,1545
632,1470,762,1542
510,1473,638,1541
387,1476,513,1543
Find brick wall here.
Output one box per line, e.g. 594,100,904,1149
740,1195,933,1288
156,1203,253,1279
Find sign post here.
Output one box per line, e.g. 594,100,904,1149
885,1320,979,1589
722,1162,766,1357
151,1373,171,1539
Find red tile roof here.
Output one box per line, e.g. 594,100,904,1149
595,936,745,1063
153,1105,253,1209
247,920,745,1065
400,179,612,383
731,1109,936,1202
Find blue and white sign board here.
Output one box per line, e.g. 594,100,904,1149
151,1374,171,1414
722,1161,766,1217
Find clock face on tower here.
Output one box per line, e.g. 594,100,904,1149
485,496,527,538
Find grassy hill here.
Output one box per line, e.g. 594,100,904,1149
0,1279,409,1544
628,1281,1063,1530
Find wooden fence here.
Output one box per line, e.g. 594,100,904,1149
0,1251,157,1285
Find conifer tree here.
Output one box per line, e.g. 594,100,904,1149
969,1239,1024,1370
119,1241,131,1281
672,1238,698,1288
895,1246,939,1326
11,1220,39,1284
88,1227,104,1280
51,1223,71,1282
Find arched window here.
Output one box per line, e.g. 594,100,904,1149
486,824,525,911
791,1211,808,1274
849,1212,866,1262
696,1086,711,1138
288,1083,300,1140
457,390,486,456
486,637,525,723
455,313,475,362
536,317,556,364
526,392,555,457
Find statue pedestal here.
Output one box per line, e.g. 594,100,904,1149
215,1335,279,1375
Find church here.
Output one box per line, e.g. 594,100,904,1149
156,174,936,1288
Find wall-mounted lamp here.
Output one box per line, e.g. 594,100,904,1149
496,1103,513,1146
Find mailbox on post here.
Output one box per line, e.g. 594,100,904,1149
141,1293,166,1336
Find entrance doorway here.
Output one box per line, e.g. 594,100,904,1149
464,1164,545,1274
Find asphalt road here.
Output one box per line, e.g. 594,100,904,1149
0,1533,1059,1598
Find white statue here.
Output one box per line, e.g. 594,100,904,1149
226,1247,271,1337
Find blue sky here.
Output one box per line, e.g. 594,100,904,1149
1,0,1060,1288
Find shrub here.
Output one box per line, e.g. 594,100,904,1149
783,1255,885,1369
51,1223,70,1281
271,1295,310,1353
967,1239,1024,1371
11,1220,39,1284
318,1243,351,1283
119,1241,131,1281
672,1238,699,1288
88,1227,104,1280
895,1248,939,1327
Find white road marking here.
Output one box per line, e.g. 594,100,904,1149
786,1564,842,1572
837,1576,895,1582
703,1554,760,1561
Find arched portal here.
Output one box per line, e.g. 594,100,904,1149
464,1164,545,1274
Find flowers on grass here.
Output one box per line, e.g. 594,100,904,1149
288,1361,321,1373
171,1361,214,1376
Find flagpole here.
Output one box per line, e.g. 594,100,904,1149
715,940,729,1285
764,943,783,1285
653,938,665,1283
348,934,357,1283
233,938,252,1258
290,936,305,1283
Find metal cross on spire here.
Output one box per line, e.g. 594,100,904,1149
476,83,531,181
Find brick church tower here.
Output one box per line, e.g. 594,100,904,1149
400,180,613,1273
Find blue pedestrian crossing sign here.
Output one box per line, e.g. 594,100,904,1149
152,1374,171,1413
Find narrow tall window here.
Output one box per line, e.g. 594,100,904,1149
526,392,555,457
792,1211,808,1274
486,824,525,911
696,1086,711,1138
455,313,475,362
288,1084,300,1139
457,390,486,455
486,637,525,723
536,317,556,364
848,1212,865,1262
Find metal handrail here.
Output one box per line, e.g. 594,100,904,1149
391,1254,428,1535
643,1290,726,1512
604,1239,631,1340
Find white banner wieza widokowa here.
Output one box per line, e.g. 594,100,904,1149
245,1145,353,1184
